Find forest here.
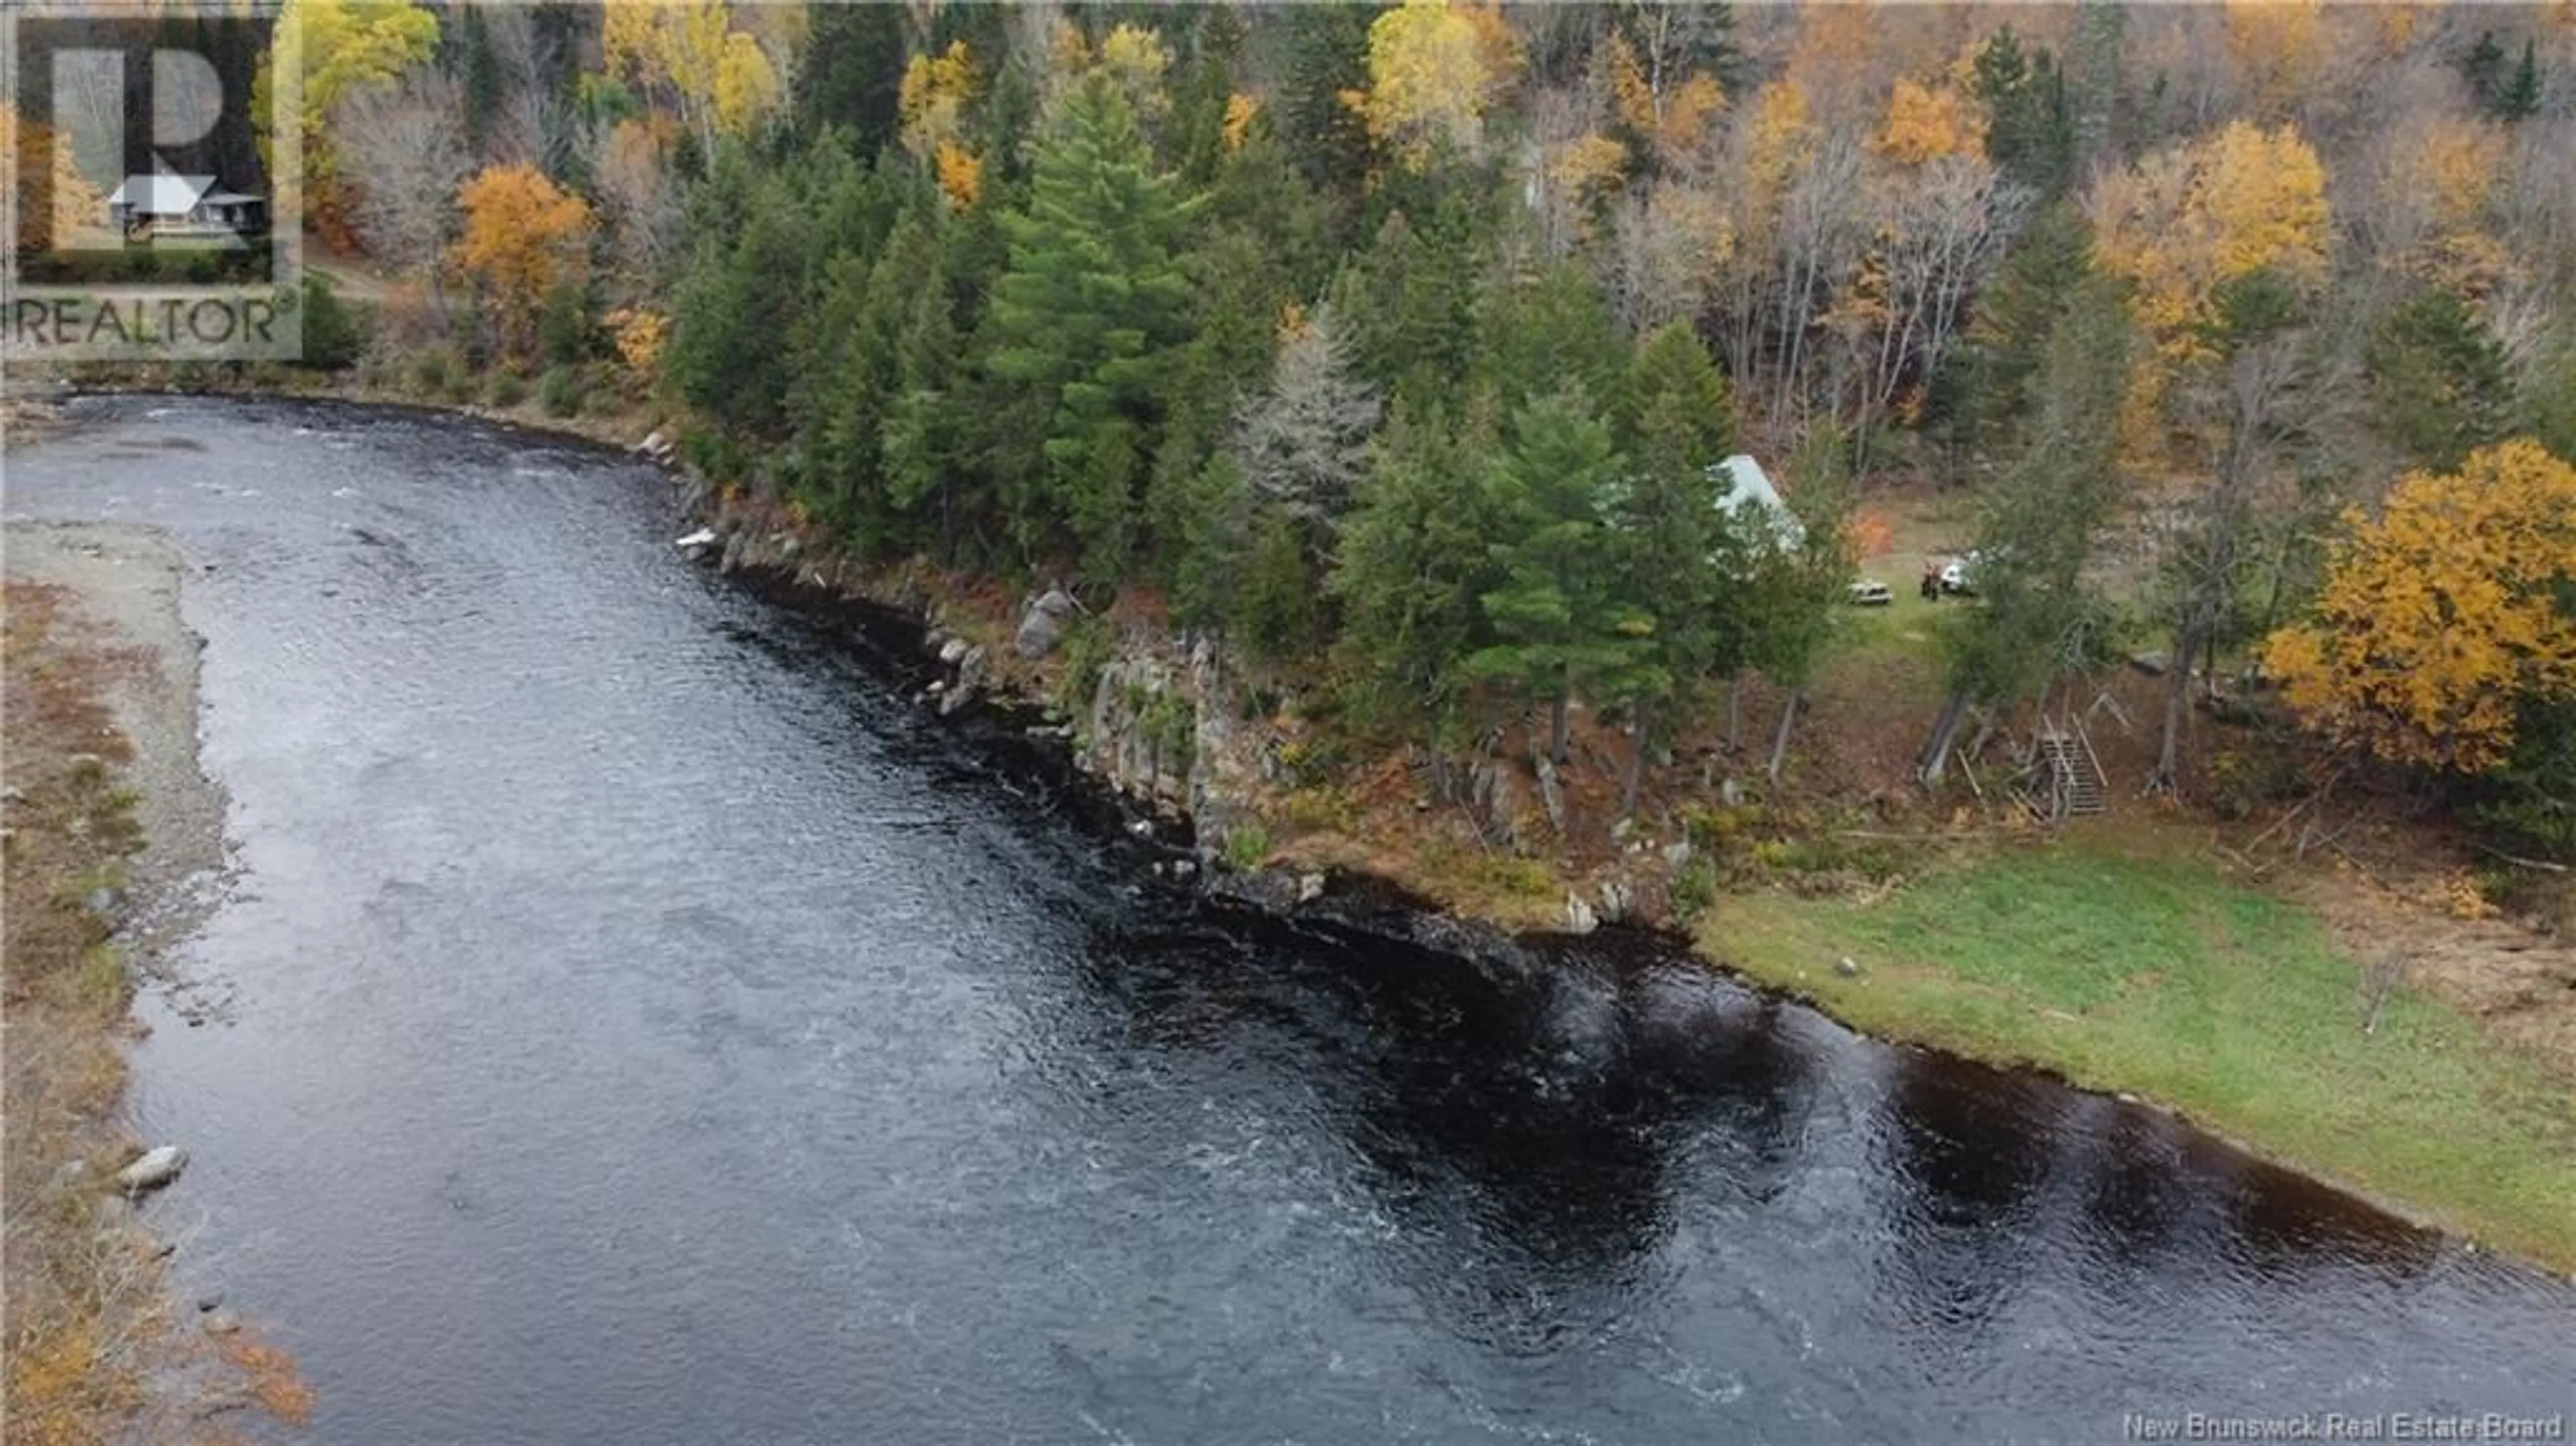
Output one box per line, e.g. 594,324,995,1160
17,0,2576,859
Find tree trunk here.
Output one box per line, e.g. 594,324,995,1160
1919,687,1972,784
1621,700,1650,821
1767,689,1803,783
1549,689,1570,767
2151,622,2198,794
1726,675,1743,753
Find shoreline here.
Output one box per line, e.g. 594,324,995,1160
1,517,309,1437
18,386,2573,1280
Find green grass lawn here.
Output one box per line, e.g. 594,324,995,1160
1701,836,2576,1273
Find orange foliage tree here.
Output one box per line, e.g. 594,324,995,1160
2091,120,2330,363
451,165,594,363
2264,440,2576,773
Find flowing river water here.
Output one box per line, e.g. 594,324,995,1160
10,396,2570,1444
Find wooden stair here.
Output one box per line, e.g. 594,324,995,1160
2036,726,2106,819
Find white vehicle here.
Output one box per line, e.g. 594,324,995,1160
1939,553,1982,596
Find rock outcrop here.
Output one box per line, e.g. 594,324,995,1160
1014,589,1077,659
115,1145,186,1194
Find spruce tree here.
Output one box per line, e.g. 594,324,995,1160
1477,262,1632,422
2367,288,2513,473
1468,392,1643,767
1331,400,1501,741
1605,323,1738,812
2498,39,2542,122
796,3,907,152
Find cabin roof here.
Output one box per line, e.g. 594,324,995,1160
105,173,215,214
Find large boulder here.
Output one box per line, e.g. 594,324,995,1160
116,1145,186,1194
1014,589,1079,659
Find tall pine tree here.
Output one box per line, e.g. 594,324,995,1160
986,70,1203,576
1469,391,1644,766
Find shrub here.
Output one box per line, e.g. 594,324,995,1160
292,275,366,371
487,370,529,408
538,278,594,366
405,347,460,398
1221,825,1271,871
1059,618,1114,720
539,365,584,418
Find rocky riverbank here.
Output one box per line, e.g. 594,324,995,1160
685,487,1613,972
1,520,310,1440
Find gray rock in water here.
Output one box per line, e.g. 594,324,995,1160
197,1292,224,1313
115,1145,186,1194
938,636,972,666
201,1309,241,1337
957,645,988,693
1014,588,1078,659
1295,871,1326,905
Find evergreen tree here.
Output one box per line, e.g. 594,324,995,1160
879,207,968,561
667,168,813,439
796,3,908,154
2464,31,2508,112
454,5,502,159
1468,392,1642,767
1742,425,1861,781
1971,25,2075,200
1168,5,1248,189
1330,196,1487,408
1927,204,2096,480
1232,502,1324,660
1277,3,1380,210
2366,288,2513,473
2523,323,2576,465
1477,261,1632,422
2498,39,2543,122
1206,108,1336,305
986,70,1203,576
1331,400,1501,740
1604,323,1737,812
1170,451,1254,633
1144,224,1282,601
1921,275,2138,780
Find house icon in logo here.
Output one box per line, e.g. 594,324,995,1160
103,168,269,247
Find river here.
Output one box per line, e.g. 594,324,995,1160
10,396,2569,1444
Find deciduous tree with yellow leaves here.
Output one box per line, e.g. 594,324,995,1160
2091,120,2330,362
2264,439,2576,775
1344,0,1523,170
602,0,780,153
254,0,441,244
